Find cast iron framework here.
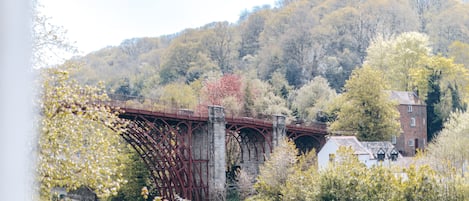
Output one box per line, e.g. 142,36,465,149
120,109,209,201
117,106,327,200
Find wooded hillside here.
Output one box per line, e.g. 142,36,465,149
68,0,469,138
71,0,469,92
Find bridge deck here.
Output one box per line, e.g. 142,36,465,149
117,106,328,135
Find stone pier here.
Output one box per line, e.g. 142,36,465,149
272,114,286,147
208,106,226,200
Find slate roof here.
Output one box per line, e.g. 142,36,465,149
328,136,371,156
361,141,401,159
388,91,424,105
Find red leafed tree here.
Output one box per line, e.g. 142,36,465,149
202,74,243,106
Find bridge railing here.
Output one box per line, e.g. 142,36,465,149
105,94,269,119
105,94,327,129
104,94,206,118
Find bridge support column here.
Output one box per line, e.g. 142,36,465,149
272,114,286,147
208,105,226,200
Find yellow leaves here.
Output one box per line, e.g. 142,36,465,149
38,67,127,200
252,138,298,200
449,41,469,68
160,83,197,109
330,65,400,141
366,32,431,91
409,55,469,103
423,111,469,183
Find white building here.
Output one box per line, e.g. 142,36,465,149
318,136,401,169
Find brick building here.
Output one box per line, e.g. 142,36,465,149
389,91,427,156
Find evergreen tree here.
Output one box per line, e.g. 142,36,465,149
448,84,467,112
426,72,443,141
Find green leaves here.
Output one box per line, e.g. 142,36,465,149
292,76,337,122
38,67,128,200
329,65,400,141
366,32,431,91
249,144,467,200
422,111,469,199
252,138,298,201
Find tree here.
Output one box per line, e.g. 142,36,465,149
409,55,469,139
37,66,127,200
159,29,219,84
329,65,400,141
318,146,368,201
250,79,292,118
409,0,458,33
281,150,319,201
366,32,469,140
291,76,337,122
202,22,236,73
449,41,469,69
33,3,77,68
202,74,243,106
399,165,442,201
427,2,469,54
424,111,469,178
425,71,444,141
238,11,267,58
248,138,297,201
365,32,431,91
256,0,318,87
419,111,469,200
160,83,198,109
269,71,292,99
110,146,151,201
243,82,255,117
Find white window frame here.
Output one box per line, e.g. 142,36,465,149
408,105,413,113
408,139,414,147
410,117,416,127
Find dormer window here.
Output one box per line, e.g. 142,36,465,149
408,105,413,113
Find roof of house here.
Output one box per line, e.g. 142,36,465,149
361,141,401,159
388,91,424,105
327,136,371,155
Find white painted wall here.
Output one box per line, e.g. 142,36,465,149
318,143,374,169
317,140,339,170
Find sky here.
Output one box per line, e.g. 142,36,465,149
39,0,277,56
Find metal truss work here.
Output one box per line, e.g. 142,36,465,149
287,124,328,152
225,124,272,163
114,103,328,201
121,114,209,201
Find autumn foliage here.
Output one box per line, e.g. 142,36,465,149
203,74,243,105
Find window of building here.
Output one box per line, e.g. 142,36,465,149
423,118,426,125
391,135,397,144
408,139,414,147
410,117,416,127
329,153,335,163
408,105,413,113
